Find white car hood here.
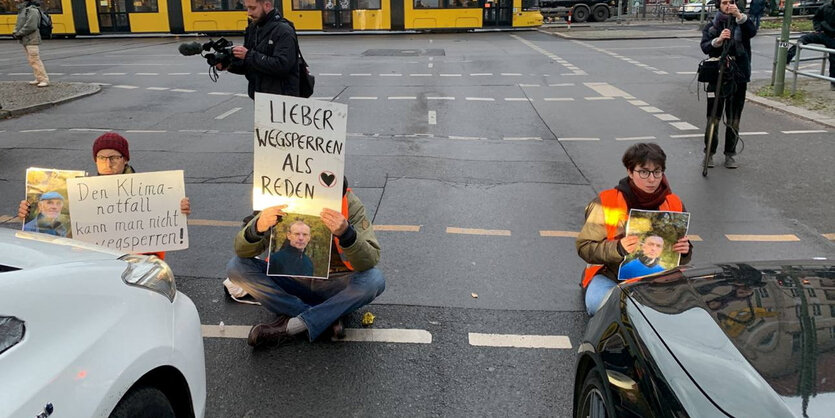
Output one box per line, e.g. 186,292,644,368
0,228,125,270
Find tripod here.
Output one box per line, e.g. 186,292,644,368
702,20,736,178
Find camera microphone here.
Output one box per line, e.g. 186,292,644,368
178,42,204,56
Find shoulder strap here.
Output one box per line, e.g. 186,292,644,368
277,16,305,62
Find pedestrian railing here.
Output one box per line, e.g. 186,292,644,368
771,36,834,94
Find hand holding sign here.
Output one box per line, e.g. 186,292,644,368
620,235,640,254
672,236,691,254
320,208,348,236
256,204,288,233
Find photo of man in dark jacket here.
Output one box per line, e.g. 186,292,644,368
267,220,315,276
23,191,68,237
216,0,300,98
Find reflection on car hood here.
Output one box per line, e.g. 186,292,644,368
0,228,124,270
625,260,835,418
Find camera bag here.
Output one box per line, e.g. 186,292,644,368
697,57,721,84
280,18,315,98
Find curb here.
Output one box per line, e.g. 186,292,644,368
0,83,101,119
746,93,835,129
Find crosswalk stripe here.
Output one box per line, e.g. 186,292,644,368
447,227,511,236
726,234,801,242
670,122,699,130
654,114,680,121
468,333,572,349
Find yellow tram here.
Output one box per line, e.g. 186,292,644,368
0,0,541,36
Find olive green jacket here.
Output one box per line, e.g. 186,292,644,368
576,195,692,281
14,4,41,46
234,190,381,272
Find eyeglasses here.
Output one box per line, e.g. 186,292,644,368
96,155,124,163
634,169,664,179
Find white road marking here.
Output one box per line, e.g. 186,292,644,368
428,63,434,68
234,93,248,97
628,100,649,106
427,96,455,100
501,73,522,76
349,96,378,100
7,72,32,75
146,87,169,90
350,73,371,76
519,83,540,87
171,88,196,93
654,71,669,75
113,85,139,89
639,106,663,113
670,122,700,130
726,234,801,242
388,96,417,100
337,328,432,344
505,98,530,101
544,98,574,101
559,137,599,141
136,72,159,76
782,130,827,134
468,333,572,349
215,107,242,120
20,129,57,132
440,73,462,77
654,114,680,121
504,137,542,141
428,110,436,125
69,128,110,132
465,97,494,101
102,72,126,75
670,133,704,138
616,136,657,141
208,92,233,95
470,73,493,76
739,131,769,136
677,71,698,75
168,72,191,75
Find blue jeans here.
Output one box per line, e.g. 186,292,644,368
584,274,617,316
226,256,386,340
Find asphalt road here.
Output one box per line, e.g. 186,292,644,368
0,29,833,417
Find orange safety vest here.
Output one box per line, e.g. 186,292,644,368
332,189,354,271
580,189,683,288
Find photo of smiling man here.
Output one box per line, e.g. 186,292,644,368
23,191,69,237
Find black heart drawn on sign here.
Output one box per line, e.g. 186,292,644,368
320,172,336,187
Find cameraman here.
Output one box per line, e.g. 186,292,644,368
217,0,300,98
700,0,756,169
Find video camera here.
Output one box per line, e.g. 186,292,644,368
178,38,235,69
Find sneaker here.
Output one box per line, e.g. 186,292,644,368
28,80,39,85
247,315,292,347
223,278,261,305
724,155,739,169
36,81,48,87
706,154,715,168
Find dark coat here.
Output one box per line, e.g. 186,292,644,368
701,14,758,83
813,0,835,36
227,9,300,99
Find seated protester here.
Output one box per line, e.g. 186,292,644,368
18,132,191,258
576,143,692,316
226,179,385,347
22,191,69,237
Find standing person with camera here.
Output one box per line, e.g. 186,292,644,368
12,0,49,87
216,0,300,99
701,0,757,169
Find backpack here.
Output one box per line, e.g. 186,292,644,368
37,7,52,39
278,17,314,98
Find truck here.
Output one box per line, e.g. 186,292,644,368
538,0,624,22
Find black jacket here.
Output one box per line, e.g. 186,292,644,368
813,0,835,37
228,9,299,98
701,14,757,83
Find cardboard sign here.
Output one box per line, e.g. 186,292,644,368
618,209,690,280
252,93,347,216
66,170,189,253
23,168,87,238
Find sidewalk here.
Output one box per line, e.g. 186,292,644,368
0,81,100,119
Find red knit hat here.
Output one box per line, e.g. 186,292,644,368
93,132,130,162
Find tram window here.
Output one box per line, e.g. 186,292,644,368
292,0,316,9
0,0,14,14
414,0,439,8
449,0,477,7
521,0,537,9
192,0,242,10
356,0,381,9
132,0,159,12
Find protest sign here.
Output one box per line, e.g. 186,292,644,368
618,209,690,280
252,93,347,216
23,168,87,238
66,170,189,253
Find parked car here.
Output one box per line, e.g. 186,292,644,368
791,0,826,15
0,228,206,418
679,0,717,20
573,259,835,417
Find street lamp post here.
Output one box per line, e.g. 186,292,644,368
773,1,794,95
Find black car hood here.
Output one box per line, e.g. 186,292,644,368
624,261,835,418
